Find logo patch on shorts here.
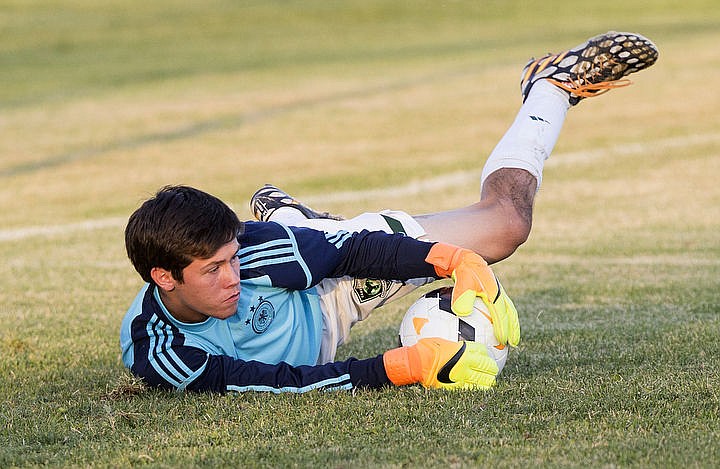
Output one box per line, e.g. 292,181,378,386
248,297,275,334
353,278,394,303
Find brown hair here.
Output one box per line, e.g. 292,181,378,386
125,185,244,283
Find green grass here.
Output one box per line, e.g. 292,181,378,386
2,0,720,467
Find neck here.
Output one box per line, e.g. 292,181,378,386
157,288,207,324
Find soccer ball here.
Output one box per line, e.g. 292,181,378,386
399,286,509,373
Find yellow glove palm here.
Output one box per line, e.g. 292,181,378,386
383,337,499,390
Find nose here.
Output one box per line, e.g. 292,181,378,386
222,263,241,288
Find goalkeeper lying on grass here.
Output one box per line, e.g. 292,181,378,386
120,31,657,393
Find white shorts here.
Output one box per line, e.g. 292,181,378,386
269,208,434,364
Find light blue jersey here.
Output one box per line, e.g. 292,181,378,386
122,278,323,370
120,221,437,393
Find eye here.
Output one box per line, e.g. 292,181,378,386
207,265,220,273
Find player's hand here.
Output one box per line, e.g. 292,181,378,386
425,242,520,347
383,337,498,390
491,280,520,347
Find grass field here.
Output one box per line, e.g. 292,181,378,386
2,0,720,467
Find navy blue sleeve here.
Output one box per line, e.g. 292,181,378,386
239,221,438,290
131,335,391,393
191,353,390,393
326,229,438,280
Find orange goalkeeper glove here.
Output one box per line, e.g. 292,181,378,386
383,337,499,390
426,242,520,347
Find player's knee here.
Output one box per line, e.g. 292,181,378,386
483,204,532,263
506,210,532,251
480,169,535,262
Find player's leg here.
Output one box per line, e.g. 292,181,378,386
414,31,659,261
249,81,566,264
413,77,570,263
252,31,658,266
412,169,536,264
250,184,424,237
248,80,559,264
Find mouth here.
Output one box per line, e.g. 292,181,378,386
224,291,240,304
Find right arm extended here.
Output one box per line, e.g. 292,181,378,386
125,326,497,393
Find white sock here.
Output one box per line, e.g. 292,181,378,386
480,79,570,190
268,206,310,225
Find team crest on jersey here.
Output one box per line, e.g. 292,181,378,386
248,297,275,334
353,278,393,303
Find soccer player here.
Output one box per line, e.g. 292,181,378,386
120,31,658,394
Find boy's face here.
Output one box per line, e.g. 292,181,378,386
156,239,241,323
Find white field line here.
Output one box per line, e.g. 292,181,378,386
301,132,720,206
0,217,127,242
1,132,718,243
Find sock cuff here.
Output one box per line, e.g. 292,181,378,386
480,158,543,191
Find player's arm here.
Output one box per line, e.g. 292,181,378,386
239,223,437,289
129,341,375,393
327,229,437,280
128,336,497,393
324,231,521,347
243,223,519,346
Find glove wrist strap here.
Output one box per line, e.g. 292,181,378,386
425,242,466,278
383,346,421,386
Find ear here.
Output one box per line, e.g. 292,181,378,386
150,267,178,292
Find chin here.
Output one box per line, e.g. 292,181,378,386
214,305,238,320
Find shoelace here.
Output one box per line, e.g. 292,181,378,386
547,56,633,98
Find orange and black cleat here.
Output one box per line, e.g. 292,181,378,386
520,31,659,105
